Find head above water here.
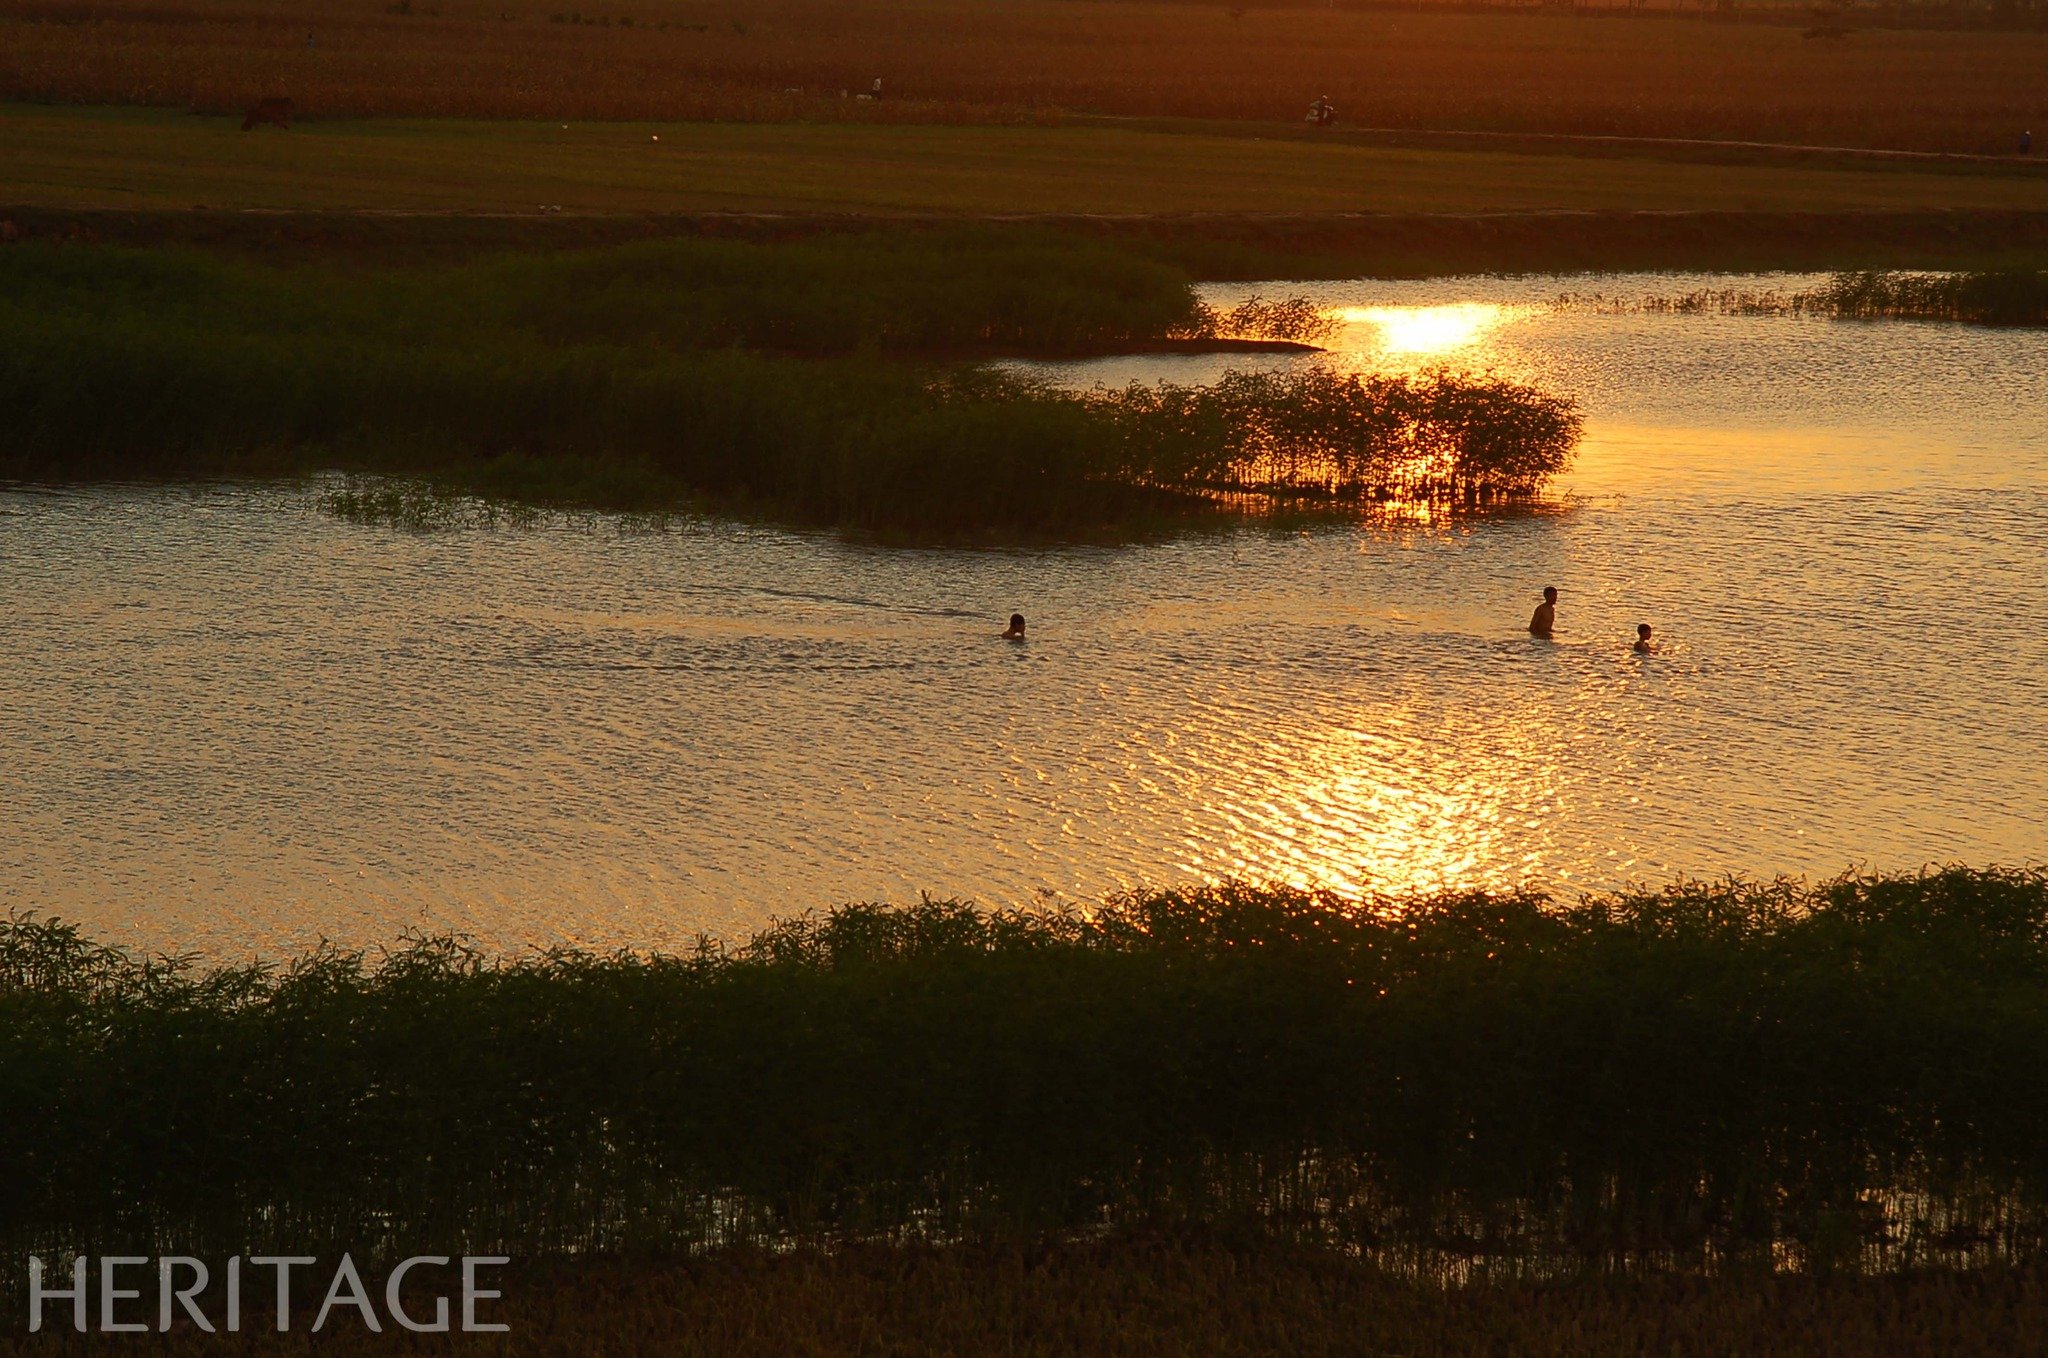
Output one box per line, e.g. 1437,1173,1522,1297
1638,623,1653,639
1009,614,1025,631
1543,586,1558,603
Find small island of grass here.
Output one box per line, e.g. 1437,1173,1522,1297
0,230,1580,535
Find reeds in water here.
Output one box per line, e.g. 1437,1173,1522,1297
1611,269,2048,326
1177,294,1341,345
0,236,1580,531
1092,367,1581,505
1804,270,2048,325
3,868,2046,1278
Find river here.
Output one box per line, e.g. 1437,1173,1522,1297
4,272,2043,955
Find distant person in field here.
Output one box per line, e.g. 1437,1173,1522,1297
1002,613,1026,640
1307,96,1336,128
1528,586,1557,638
2024,130,2035,156
242,97,293,131
1634,622,1656,654
871,77,884,101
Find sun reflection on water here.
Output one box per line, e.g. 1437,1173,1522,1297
1176,714,1561,901
1332,303,1528,362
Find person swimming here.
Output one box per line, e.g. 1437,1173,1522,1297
1633,622,1656,654
1002,613,1026,640
1528,586,1557,638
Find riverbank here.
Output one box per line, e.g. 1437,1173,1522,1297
10,202,2048,278
7,106,2048,222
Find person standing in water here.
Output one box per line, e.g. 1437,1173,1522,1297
1634,622,1656,654
1528,586,1557,638
1002,613,1026,640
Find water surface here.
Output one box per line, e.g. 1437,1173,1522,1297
4,273,2043,955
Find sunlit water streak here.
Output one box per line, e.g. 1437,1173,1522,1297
2,273,2044,957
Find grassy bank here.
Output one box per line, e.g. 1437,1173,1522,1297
13,202,2048,278
4,0,2046,152
0,233,1577,531
8,1235,2048,1354
3,868,2046,1281
6,106,2048,218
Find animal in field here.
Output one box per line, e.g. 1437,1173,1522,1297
241,97,293,131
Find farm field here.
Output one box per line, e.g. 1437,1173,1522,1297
2,0,2045,153
7,104,2048,216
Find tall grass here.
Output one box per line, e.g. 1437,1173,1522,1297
3,0,2045,151
1610,269,2048,325
1805,269,2048,324
1181,293,1340,344
0,230,1207,357
1094,367,1580,502
0,235,1578,531
3,868,2046,1276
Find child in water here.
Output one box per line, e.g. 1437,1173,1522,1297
1634,623,1656,654
1002,613,1026,640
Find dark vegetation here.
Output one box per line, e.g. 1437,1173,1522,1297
1631,268,2048,325
1800,268,2048,324
1102,367,1577,503
10,206,2048,277
4,868,2046,1286
0,232,1576,532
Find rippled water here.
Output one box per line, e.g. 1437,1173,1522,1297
4,273,2044,956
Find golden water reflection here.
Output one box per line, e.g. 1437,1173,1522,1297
8,281,2048,955
1182,703,1564,902
1331,303,1529,361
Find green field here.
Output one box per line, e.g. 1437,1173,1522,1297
7,104,2048,216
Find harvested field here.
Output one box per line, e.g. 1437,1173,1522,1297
1,0,2045,152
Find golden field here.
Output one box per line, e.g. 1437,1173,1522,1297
2,0,2045,153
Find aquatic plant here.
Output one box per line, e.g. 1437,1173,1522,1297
0,239,1578,532
1091,367,1580,503
1803,270,2048,326
3,868,2045,1276
1605,270,2048,327
1177,294,1341,344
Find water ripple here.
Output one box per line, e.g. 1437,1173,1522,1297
3,278,2045,956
